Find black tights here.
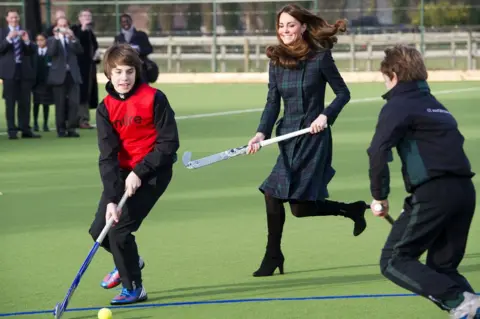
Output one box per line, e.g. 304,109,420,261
33,103,49,126
263,194,364,255
265,194,356,218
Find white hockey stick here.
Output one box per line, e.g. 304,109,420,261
182,127,312,169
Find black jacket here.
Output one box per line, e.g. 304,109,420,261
96,80,179,204
367,80,474,200
114,29,153,59
0,27,35,80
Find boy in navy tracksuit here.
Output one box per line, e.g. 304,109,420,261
367,45,479,319
88,43,179,305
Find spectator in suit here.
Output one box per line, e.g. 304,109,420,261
32,32,53,132
46,10,66,37
0,9,40,139
71,9,99,130
46,17,83,138
114,14,153,82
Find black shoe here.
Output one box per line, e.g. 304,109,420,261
43,125,50,132
67,131,80,138
8,134,18,140
253,251,285,277
346,201,368,237
33,124,39,132
21,132,41,138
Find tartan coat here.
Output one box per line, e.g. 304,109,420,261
256,49,351,201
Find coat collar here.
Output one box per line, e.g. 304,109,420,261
382,80,430,100
118,28,137,41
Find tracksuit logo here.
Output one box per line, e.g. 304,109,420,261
112,115,143,128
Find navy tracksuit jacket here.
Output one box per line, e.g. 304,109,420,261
367,80,474,200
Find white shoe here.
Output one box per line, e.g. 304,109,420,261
449,292,480,319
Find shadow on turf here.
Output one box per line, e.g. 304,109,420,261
285,262,377,275
70,308,153,319
146,261,480,302
464,253,480,259
71,315,152,319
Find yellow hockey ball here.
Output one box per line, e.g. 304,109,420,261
98,308,112,319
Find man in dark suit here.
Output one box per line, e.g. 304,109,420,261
46,17,83,138
46,10,66,37
0,9,40,139
114,14,153,82
71,9,99,130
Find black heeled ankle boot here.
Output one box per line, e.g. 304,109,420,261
253,250,285,277
344,201,368,236
254,195,286,277
309,200,368,236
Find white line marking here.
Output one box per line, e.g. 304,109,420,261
175,87,478,120
1,87,477,136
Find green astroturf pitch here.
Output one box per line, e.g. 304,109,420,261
0,81,479,319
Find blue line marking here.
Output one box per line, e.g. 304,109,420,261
2,292,479,317
0,293,420,317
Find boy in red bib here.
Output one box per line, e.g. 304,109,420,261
88,43,179,305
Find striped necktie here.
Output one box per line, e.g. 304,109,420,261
13,35,21,63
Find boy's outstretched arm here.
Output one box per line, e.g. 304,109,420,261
133,91,180,180
367,103,409,203
96,102,123,204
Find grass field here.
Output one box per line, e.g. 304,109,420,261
1,81,479,319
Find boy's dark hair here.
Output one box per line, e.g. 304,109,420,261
380,45,428,81
5,9,19,16
55,16,70,26
103,43,143,80
78,8,92,15
120,13,132,21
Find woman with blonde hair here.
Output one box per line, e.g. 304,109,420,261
247,3,369,277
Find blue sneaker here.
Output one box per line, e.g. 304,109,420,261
101,257,145,289
110,285,148,305
449,292,480,319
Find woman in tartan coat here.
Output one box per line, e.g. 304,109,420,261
247,4,370,277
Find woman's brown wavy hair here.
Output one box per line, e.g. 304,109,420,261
266,4,347,69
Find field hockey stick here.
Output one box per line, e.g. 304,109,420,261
53,192,129,319
182,127,312,169
373,203,395,225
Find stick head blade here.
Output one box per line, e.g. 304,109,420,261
182,151,193,169
53,303,63,318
